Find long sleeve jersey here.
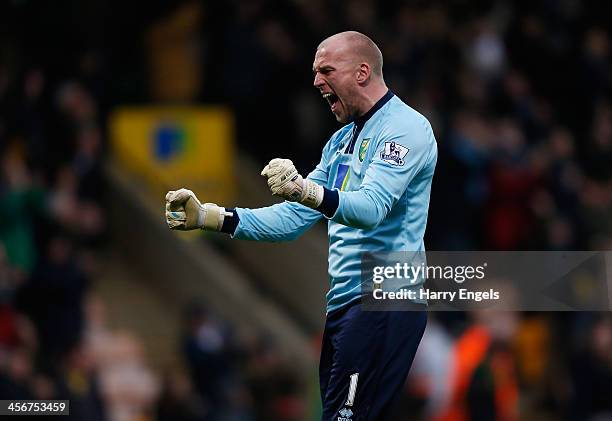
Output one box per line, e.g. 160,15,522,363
233,91,438,313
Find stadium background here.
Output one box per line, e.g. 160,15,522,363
1,0,611,420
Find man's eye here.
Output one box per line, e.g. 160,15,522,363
313,68,333,77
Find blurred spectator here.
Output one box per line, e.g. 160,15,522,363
18,236,88,367
246,336,304,421
0,148,46,275
0,346,35,399
434,311,519,421
56,344,106,421
156,369,209,421
403,317,454,419
569,315,612,421
182,303,252,420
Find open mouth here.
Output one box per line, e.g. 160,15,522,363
323,92,339,110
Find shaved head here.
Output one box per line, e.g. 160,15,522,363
318,31,383,77
313,31,388,123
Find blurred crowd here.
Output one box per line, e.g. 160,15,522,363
193,3,612,417
158,304,306,421
0,7,305,420
2,0,612,420
188,0,612,252
0,55,109,418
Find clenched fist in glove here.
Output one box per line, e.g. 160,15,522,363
165,188,231,231
261,159,323,208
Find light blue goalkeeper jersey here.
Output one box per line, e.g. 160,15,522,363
233,91,437,313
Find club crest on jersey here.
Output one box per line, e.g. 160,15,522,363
380,141,409,166
338,407,353,421
358,138,371,162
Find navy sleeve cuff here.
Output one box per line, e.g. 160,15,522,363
220,208,240,234
318,187,339,218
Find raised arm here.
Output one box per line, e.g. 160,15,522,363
231,162,328,242
260,120,436,230
165,147,331,242
330,122,437,229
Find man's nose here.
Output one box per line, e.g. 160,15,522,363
313,73,324,88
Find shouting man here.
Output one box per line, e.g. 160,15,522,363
166,31,437,420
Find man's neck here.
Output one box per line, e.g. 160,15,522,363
358,84,389,117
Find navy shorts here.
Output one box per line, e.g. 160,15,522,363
319,301,427,421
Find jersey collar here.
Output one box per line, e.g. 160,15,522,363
354,89,394,129
343,90,394,154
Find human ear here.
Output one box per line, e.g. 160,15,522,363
356,63,371,84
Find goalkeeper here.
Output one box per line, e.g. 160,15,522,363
166,31,437,421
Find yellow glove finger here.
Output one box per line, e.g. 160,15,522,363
261,164,272,177
261,159,292,176
168,189,187,205
168,188,199,207
269,158,290,167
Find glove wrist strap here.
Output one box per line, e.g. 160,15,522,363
201,203,231,231
300,179,324,209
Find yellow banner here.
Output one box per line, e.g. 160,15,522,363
109,107,235,205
